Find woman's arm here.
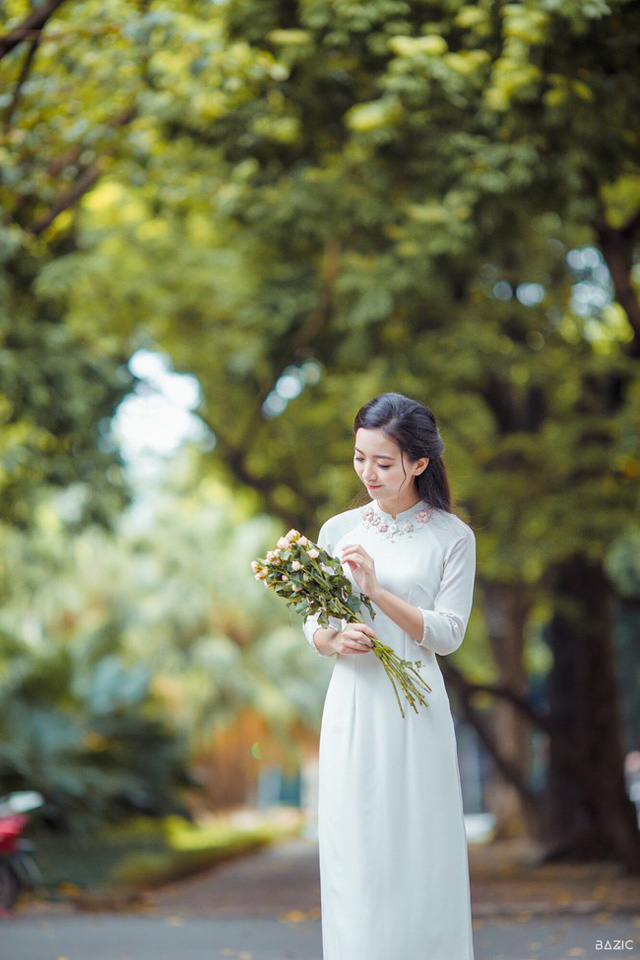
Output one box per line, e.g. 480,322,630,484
311,623,376,656
309,625,339,656
417,530,476,655
341,528,476,656
366,586,424,642
341,543,424,642
303,608,341,659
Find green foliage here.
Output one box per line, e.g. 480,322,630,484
30,0,632,575
1,3,639,847
0,625,193,830
0,236,133,528
0,0,154,530
111,816,297,889
3,0,638,557
32,814,298,891
0,466,333,830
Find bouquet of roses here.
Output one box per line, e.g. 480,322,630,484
251,529,431,719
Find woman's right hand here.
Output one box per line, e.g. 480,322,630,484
332,623,377,655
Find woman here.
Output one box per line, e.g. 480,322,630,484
303,392,476,960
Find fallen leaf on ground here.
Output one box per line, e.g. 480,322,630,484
279,907,321,923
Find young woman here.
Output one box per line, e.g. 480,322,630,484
303,392,476,960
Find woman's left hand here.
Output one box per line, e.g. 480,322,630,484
341,543,380,600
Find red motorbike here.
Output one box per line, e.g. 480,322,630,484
0,791,43,909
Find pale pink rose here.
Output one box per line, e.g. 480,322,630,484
298,536,309,546
291,560,302,571
277,537,288,549
308,548,319,559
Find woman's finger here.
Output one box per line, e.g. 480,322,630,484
345,626,376,645
349,640,373,652
354,624,377,638
342,552,372,569
341,544,370,558
343,555,373,571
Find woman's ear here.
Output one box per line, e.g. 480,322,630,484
414,457,429,477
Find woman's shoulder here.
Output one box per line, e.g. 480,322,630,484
431,507,475,543
317,505,365,546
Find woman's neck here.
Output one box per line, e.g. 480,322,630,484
376,493,421,520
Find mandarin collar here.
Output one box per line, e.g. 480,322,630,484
369,498,427,522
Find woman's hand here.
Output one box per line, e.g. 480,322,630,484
341,543,380,600
332,623,377,655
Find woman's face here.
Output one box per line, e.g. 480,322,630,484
353,427,428,502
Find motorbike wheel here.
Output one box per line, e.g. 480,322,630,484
0,860,19,909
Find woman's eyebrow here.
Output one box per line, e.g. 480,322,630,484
354,446,396,460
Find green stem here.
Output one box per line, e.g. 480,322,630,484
385,667,406,720
336,611,431,716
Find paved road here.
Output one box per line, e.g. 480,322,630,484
3,837,639,960
1,913,322,960
4,910,640,960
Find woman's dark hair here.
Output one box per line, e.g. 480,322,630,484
353,392,452,513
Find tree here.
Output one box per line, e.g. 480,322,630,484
123,0,638,865
0,0,147,529
0,459,333,820
2,0,639,865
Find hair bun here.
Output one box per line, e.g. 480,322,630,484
432,435,445,459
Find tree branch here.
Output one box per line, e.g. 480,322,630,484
14,105,138,233
0,0,67,61
196,410,317,529
243,239,340,443
30,162,103,235
595,216,640,357
3,37,41,132
451,674,539,806
442,661,616,807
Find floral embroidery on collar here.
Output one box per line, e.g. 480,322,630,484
361,504,434,542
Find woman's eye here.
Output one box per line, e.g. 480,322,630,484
379,465,391,470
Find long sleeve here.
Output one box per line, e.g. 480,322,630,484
417,527,476,656
302,521,340,659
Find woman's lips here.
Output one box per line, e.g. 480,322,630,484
366,483,382,489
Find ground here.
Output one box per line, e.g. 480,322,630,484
2,834,639,959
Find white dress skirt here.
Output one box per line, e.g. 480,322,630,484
303,498,476,960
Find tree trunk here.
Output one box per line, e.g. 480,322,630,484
544,555,640,870
480,579,538,839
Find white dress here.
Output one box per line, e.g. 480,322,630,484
303,497,476,960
